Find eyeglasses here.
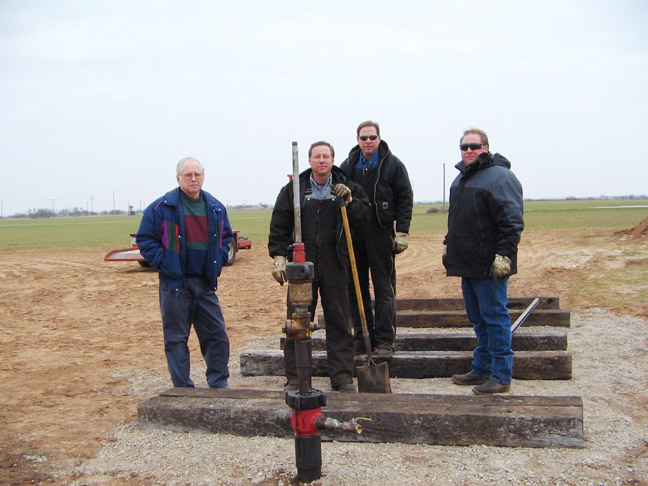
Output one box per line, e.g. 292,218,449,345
460,143,484,151
359,135,378,141
181,172,204,180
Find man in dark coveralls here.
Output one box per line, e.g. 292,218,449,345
340,121,413,359
268,141,370,393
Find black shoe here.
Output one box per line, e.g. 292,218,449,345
375,343,394,359
332,382,357,393
452,371,489,386
472,379,511,395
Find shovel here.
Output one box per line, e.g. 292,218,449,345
340,204,392,394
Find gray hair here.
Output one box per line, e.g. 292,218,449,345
176,157,205,176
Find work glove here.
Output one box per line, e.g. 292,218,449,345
272,255,287,285
393,232,409,254
332,184,352,205
490,254,511,281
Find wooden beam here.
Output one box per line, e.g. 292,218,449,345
395,296,561,311
398,309,570,328
281,330,568,352
240,350,572,380
318,309,570,329
137,387,583,448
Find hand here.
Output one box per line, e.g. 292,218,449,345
332,184,352,205
490,254,511,281
443,244,447,256
393,232,408,254
272,255,287,285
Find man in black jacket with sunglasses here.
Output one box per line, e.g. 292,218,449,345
340,120,413,359
444,128,524,394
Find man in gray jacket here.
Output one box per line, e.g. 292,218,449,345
443,128,524,394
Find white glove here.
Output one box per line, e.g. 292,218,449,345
393,232,408,254
490,254,511,281
272,255,287,285
332,184,352,205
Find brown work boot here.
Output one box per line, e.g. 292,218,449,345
472,379,511,395
451,371,489,386
375,343,394,359
332,382,357,393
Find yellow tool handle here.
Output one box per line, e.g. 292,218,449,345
340,205,372,351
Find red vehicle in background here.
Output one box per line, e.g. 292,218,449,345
105,232,251,267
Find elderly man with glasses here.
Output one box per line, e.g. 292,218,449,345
340,121,413,359
137,157,233,389
443,128,524,394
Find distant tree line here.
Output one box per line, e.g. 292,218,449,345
7,208,141,219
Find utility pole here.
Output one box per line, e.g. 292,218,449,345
112,191,116,214
442,163,446,213
90,197,94,215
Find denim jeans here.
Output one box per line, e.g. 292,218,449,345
461,276,512,385
159,276,230,388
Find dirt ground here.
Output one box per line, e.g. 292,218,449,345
1,226,647,485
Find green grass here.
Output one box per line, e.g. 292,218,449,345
411,199,648,233
0,199,646,251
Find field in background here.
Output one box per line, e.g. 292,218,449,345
1,199,646,251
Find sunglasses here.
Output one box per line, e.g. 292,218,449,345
460,143,484,151
359,135,378,141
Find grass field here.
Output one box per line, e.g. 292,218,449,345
0,199,646,251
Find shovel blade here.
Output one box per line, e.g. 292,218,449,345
356,361,392,394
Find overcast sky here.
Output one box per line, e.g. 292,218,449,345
1,0,646,215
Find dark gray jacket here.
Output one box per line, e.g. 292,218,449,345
443,152,524,279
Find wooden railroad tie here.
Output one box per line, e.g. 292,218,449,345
138,387,584,449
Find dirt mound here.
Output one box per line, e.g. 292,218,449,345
617,215,648,241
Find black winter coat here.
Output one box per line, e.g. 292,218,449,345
268,166,370,267
443,152,524,279
340,140,413,234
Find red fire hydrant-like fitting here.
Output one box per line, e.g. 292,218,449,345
286,390,327,483
283,241,325,483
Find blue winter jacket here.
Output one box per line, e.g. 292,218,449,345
443,152,524,279
136,187,233,293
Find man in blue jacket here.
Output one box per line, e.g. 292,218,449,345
137,157,233,389
443,129,524,394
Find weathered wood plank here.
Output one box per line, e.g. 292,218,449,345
240,350,572,380
281,330,568,352
395,296,561,311
317,309,570,329
397,309,571,328
137,387,583,448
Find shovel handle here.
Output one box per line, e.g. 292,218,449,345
340,205,373,357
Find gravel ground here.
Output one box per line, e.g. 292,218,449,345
61,309,647,486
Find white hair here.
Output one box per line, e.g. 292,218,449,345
176,157,205,175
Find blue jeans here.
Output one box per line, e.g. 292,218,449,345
159,276,230,388
461,277,512,385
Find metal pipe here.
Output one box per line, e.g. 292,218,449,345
292,141,302,244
